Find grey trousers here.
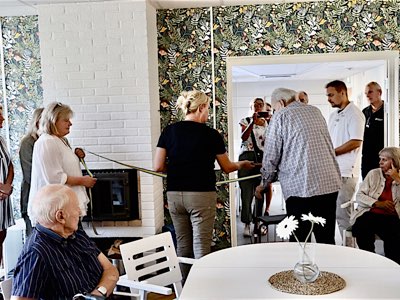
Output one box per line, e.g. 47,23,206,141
336,177,358,239
167,191,217,259
238,151,263,224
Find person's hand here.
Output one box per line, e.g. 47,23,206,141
386,163,400,183
75,148,86,159
252,112,258,123
373,199,396,215
0,183,12,200
239,160,255,170
82,175,97,188
255,184,265,200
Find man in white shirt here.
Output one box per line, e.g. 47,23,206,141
326,80,365,242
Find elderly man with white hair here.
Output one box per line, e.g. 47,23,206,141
11,184,119,300
255,87,341,244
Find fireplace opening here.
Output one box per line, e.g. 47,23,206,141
83,169,140,221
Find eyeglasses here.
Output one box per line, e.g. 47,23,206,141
52,102,63,113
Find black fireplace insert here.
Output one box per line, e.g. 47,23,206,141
83,168,140,221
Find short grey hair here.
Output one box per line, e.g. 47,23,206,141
31,184,75,225
379,147,400,169
270,88,297,106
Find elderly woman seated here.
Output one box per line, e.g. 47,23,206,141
350,147,400,264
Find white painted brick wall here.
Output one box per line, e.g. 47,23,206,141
38,0,162,237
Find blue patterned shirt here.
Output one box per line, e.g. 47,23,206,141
12,225,102,300
261,101,341,199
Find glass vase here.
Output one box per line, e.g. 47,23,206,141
293,243,320,283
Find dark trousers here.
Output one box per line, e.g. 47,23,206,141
238,151,263,224
286,192,338,244
352,212,400,265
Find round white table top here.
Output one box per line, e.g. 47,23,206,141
180,242,400,299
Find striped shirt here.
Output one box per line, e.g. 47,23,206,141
12,225,102,300
0,136,14,229
261,101,341,199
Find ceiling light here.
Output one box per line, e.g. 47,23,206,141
260,74,296,78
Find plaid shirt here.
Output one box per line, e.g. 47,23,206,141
261,101,341,199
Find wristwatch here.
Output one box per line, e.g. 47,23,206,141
97,286,107,297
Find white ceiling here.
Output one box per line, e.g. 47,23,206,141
0,0,319,10
233,60,386,83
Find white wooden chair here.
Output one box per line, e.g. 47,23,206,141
115,232,195,300
0,278,12,300
341,200,357,246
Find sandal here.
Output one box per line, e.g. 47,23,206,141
260,225,268,235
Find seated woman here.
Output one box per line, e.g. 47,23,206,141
351,147,400,264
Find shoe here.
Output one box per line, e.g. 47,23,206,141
260,225,268,236
264,211,269,216
243,224,251,237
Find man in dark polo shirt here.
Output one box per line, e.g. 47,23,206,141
362,81,384,179
11,184,119,300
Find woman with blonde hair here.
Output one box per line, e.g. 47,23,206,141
28,102,97,225
154,90,253,276
19,107,44,236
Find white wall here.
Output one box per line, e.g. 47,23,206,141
38,0,162,237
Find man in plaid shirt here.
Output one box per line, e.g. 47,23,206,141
256,88,341,244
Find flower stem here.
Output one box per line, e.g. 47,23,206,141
303,222,314,249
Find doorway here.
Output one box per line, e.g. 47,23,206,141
227,51,399,246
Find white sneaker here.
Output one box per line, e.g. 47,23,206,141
243,224,251,237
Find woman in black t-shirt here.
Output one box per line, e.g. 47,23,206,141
154,90,253,277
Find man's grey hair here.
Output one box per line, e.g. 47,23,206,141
271,88,297,106
31,184,74,225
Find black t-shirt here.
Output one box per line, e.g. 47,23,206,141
362,104,384,177
157,121,226,191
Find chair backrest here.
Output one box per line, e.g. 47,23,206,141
1,278,13,300
120,232,183,296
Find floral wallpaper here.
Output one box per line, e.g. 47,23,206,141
0,16,43,218
158,8,214,128
157,0,400,249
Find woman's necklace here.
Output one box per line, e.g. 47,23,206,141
59,136,72,149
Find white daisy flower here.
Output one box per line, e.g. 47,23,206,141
301,213,326,226
276,215,298,240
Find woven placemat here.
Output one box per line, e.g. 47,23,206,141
268,270,346,295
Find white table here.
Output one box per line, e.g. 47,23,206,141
180,243,400,299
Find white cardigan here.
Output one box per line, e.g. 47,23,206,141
350,168,400,225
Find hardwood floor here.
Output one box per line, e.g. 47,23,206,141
147,293,176,300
